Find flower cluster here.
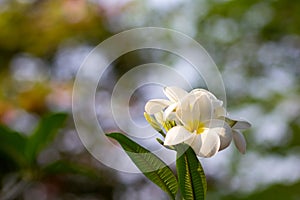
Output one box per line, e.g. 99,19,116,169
144,86,251,157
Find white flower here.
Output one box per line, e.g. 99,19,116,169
189,88,251,154
144,86,251,157
164,93,232,157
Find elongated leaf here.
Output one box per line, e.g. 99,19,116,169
176,144,207,200
0,126,27,167
25,113,68,165
106,132,178,199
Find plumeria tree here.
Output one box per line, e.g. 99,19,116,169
107,86,250,200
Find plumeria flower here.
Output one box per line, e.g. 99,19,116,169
144,86,251,157
164,92,232,157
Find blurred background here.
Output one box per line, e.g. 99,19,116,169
0,0,300,199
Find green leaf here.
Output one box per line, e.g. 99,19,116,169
0,126,28,167
176,144,207,200
106,132,178,199
25,113,68,165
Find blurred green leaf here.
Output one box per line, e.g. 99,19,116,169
222,181,300,200
0,126,27,167
176,144,207,200
42,160,100,179
25,113,68,165
106,132,178,199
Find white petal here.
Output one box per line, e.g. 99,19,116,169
232,130,246,154
176,96,194,127
232,120,251,130
214,127,232,151
203,119,232,151
167,112,178,121
164,126,194,146
214,106,227,117
164,86,188,102
154,112,164,125
186,134,202,155
177,96,202,130
163,103,178,120
145,99,171,114
190,88,217,100
191,97,202,129
197,131,220,157
198,94,213,121
176,94,213,129
190,89,223,107
226,115,251,130
203,118,226,128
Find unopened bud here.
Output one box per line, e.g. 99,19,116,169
144,112,162,132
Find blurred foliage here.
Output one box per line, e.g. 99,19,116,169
0,0,299,199
222,181,300,200
0,113,117,199
0,113,68,176
0,0,109,57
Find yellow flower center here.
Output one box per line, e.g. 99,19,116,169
196,122,206,134
187,121,206,134
197,122,205,134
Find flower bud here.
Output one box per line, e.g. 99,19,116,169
144,112,162,132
